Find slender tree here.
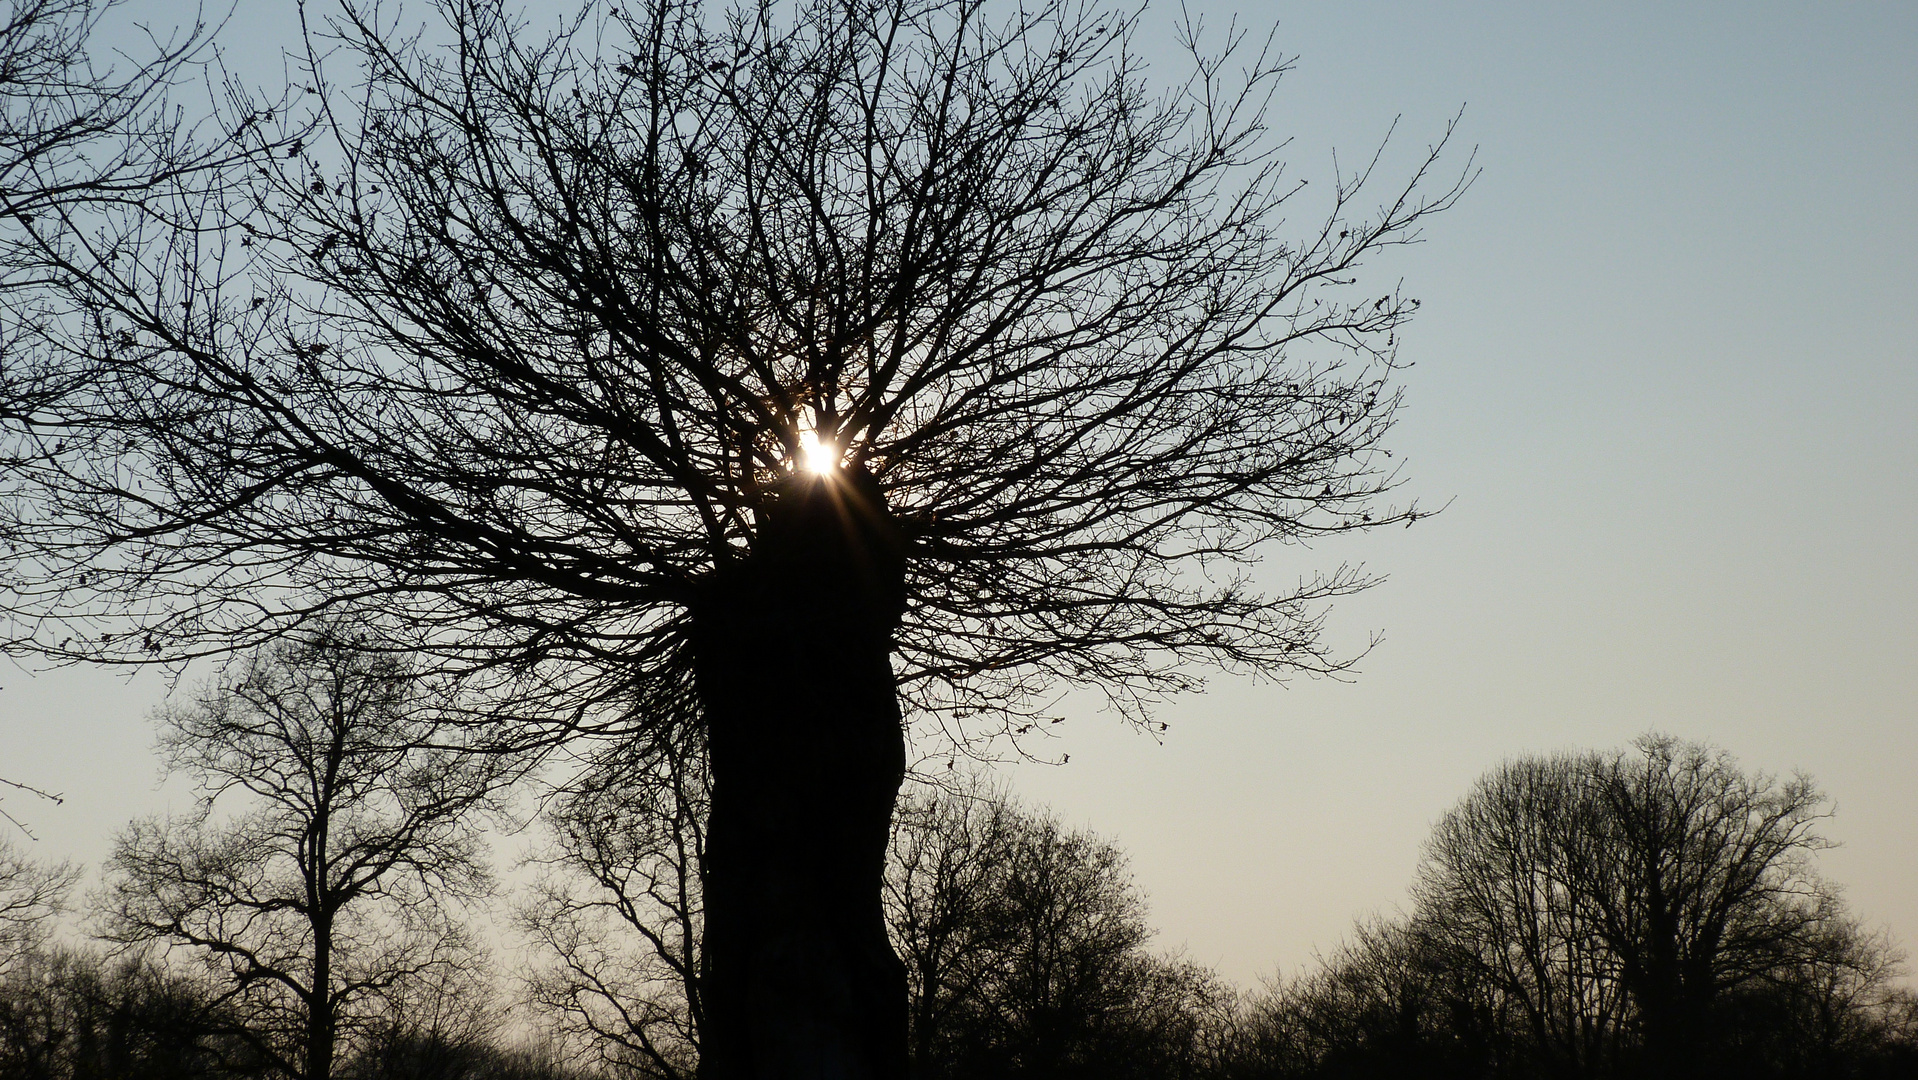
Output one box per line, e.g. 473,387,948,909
1,1,1470,1074
885,782,1025,1072
97,630,507,1080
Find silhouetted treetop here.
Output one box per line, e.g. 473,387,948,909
2,0,1468,732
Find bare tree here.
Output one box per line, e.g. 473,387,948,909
1412,736,1889,1080
1,0,1471,1073
0,835,77,973
519,734,706,1080
1572,737,1849,1078
1412,754,1632,1077
524,773,1231,1080
1221,740,1911,1080
885,780,1025,1073
887,783,1227,1080
0,0,269,401
97,630,509,1080
344,947,510,1080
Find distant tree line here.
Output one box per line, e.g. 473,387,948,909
510,735,1918,1080
3,635,1913,1079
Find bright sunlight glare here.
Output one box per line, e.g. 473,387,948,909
798,428,839,475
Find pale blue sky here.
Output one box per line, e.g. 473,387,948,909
5,1,1914,989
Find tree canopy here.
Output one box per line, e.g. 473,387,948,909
0,0,1468,739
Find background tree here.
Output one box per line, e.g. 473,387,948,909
886,783,1228,1080
0,0,1470,1073
519,733,707,1080
342,952,522,1080
1572,737,1840,1076
97,630,508,1080
1411,735,1892,1080
1223,737,1915,1080
523,773,1231,1079
0,835,77,972
1411,754,1631,1077
885,780,1025,1072
1709,918,1917,1080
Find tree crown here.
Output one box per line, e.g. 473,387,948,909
2,0,1471,739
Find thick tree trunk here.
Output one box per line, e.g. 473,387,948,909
693,470,911,1080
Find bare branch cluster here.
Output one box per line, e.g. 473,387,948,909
96,629,510,1079
0,833,77,970
518,733,707,1080
0,0,1472,740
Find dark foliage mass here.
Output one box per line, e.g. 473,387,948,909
0,944,591,1080
0,948,263,1080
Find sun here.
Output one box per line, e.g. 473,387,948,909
798,429,839,475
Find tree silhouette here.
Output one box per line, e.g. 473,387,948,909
886,783,1228,1080
0,0,1469,1074
0,835,77,973
520,734,707,1080
1413,736,1878,1080
98,631,507,1080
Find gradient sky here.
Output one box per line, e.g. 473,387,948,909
5,1,1914,991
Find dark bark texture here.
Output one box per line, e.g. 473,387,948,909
694,471,910,1080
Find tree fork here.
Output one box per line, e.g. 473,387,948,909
693,468,911,1080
